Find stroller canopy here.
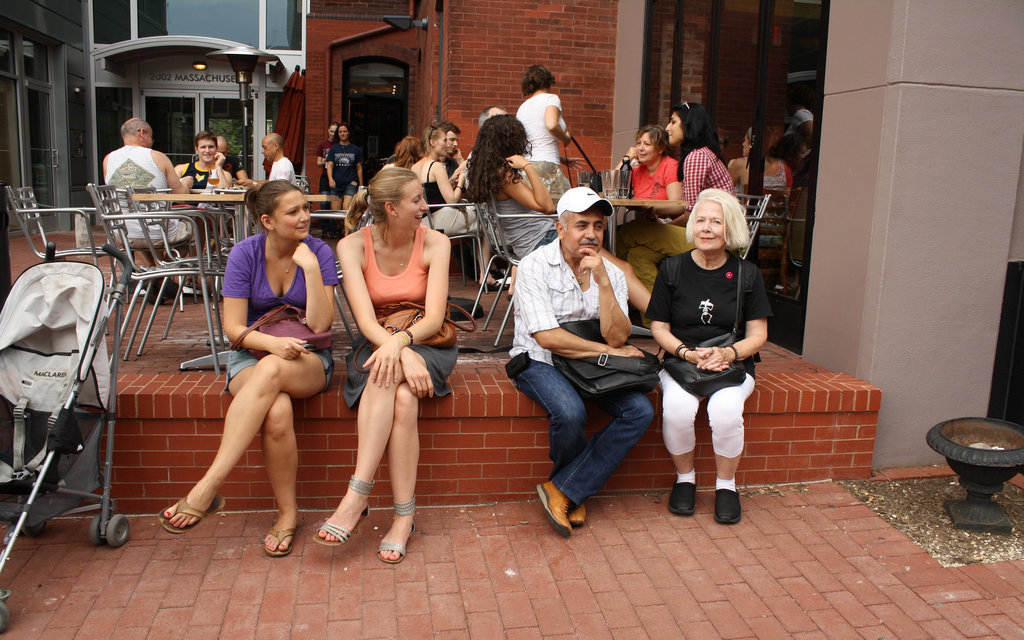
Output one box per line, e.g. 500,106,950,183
0,261,110,412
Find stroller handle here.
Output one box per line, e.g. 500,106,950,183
102,243,134,288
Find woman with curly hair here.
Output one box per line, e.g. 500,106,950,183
465,114,555,259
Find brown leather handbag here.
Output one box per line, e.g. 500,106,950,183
352,300,476,372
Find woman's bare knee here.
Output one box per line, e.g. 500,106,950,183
263,393,294,441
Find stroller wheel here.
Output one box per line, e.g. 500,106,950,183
88,514,103,546
105,514,130,548
21,521,45,537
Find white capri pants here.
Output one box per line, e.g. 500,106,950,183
658,369,755,458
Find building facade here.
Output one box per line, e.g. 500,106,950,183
2,0,1021,469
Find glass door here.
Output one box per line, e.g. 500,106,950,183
144,94,197,167
26,87,55,205
0,78,17,189
203,95,250,176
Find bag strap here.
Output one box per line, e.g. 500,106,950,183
229,304,304,351
731,261,744,339
568,351,656,374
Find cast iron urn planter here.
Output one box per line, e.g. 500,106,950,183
926,417,1024,534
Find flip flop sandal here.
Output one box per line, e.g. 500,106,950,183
157,494,226,534
264,527,296,557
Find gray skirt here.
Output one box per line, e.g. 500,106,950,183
343,337,458,409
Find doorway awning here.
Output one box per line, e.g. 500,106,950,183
93,36,257,75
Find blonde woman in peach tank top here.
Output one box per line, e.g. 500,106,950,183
314,168,455,565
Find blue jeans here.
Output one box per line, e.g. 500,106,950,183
515,358,653,505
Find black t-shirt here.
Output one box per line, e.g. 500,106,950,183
646,251,772,375
221,155,243,178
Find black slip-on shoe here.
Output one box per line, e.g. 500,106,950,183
714,489,742,524
668,482,696,515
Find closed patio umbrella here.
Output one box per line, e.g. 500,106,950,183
264,67,306,177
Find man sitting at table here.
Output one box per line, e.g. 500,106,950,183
103,117,192,275
264,133,296,184
240,134,297,186
217,135,250,183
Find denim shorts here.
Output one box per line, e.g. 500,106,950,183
332,182,359,198
224,348,335,393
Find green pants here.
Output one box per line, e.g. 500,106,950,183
615,221,694,291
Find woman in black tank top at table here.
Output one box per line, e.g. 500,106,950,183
410,123,473,235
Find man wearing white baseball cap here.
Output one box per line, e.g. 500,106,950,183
507,187,653,537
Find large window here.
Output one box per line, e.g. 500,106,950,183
93,0,131,45
642,0,827,352
266,0,302,50
92,0,302,50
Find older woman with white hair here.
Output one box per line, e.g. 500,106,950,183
646,188,771,524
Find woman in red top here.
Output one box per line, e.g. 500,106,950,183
625,125,682,201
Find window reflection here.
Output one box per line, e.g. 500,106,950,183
24,39,48,82
138,0,259,47
266,0,301,50
93,0,131,45
0,29,12,74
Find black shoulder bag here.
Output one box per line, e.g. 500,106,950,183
551,319,660,400
662,261,748,397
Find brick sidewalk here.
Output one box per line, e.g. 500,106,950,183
2,482,1022,639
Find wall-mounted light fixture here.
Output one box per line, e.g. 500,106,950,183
192,61,207,71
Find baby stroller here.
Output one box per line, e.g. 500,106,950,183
0,242,132,631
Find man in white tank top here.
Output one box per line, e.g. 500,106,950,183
103,118,190,265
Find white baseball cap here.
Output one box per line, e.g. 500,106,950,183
556,187,614,217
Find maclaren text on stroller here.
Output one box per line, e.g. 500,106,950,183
0,242,133,632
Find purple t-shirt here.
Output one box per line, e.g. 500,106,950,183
223,234,339,325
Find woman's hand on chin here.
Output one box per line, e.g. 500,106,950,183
292,242,318,271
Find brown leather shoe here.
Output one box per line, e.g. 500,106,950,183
536,481,572,537
568,503,586,527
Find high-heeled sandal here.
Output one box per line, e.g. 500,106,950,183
378,496,416,564
313,476,374,547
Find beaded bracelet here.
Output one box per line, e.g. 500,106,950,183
728,345,740,362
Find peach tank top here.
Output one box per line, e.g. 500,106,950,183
361,225,429,309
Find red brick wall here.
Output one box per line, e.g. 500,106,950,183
110,367,879,514
441,0,621,170
303,1,805,181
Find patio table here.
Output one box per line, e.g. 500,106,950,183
605,198,689,254
129,192,329,371
131,192,329,244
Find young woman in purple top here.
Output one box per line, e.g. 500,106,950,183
157,180,339,557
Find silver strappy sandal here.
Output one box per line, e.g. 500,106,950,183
313,476,374,547
378,496,416,564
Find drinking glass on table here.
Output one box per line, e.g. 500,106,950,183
600,169,623,199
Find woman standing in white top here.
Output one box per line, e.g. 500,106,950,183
516,64,572,202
